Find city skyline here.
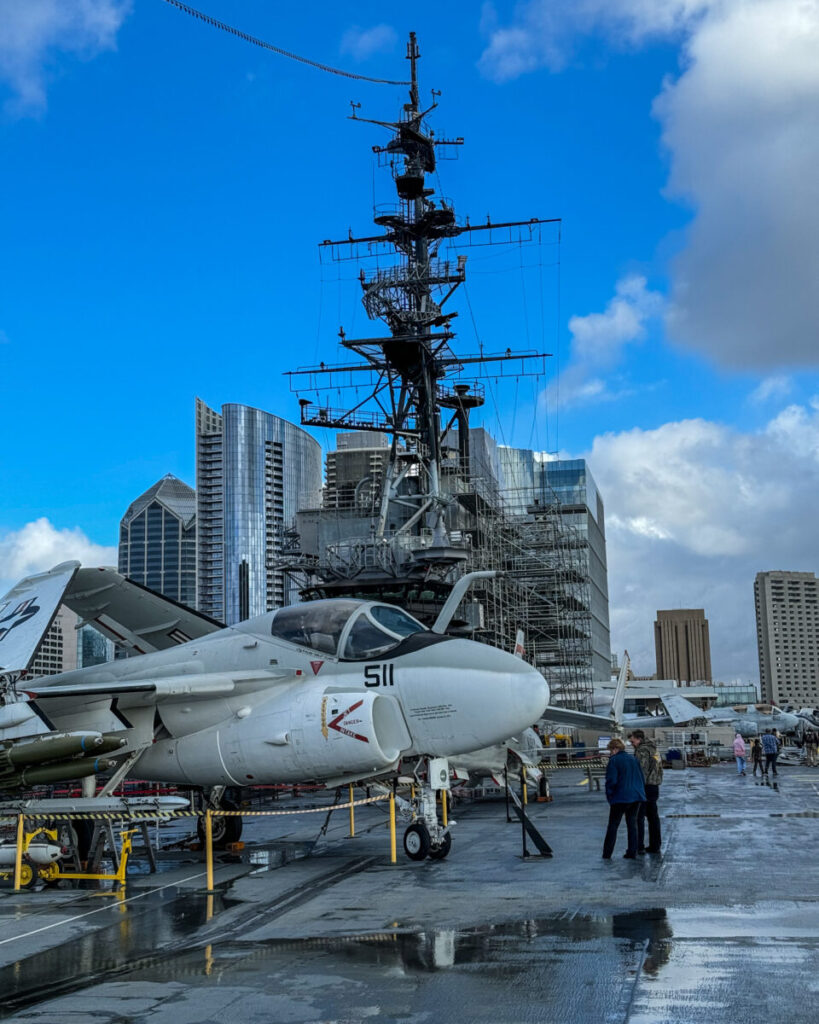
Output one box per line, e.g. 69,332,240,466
2,0,819,684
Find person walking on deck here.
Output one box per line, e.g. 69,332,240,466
732,733,747,776
761,729,779,776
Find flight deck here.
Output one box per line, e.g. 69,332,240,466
1,761,816,1023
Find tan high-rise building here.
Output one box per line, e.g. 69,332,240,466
654,609,712,684
754,571,819,707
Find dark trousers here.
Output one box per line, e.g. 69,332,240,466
752,757,762,775
637,784,661,850
764,752,778,775
603,801,641,858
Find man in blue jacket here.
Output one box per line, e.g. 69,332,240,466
602,737,646,859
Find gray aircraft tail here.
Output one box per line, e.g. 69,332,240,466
0,562,80,676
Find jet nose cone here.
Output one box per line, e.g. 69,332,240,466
440,641,550,752
510,659,550,729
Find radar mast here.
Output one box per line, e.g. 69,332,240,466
287,33,558,600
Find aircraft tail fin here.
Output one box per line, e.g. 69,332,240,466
0,562,80,675
610,650,630,724
513,629,525,659
660,692,706,725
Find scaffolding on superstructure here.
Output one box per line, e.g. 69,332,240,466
444,461,594,711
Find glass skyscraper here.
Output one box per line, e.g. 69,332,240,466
538,458,612,684
196,399,322,624
118,474,197,605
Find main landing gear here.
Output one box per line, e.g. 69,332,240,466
196,786,243,848
400,758,452,862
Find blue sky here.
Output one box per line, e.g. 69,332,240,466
2,0,819,683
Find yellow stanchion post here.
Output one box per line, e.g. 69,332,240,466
205,810,215,892
113,830,134,885
441,789,448,827
522,766,528,806
348,784,355,837
389,786,397,864
13,813,24,892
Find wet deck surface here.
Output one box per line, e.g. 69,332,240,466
1,761,817,1022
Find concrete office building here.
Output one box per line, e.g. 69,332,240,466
654,609,712,685
196,398,322,624
755,570,819,707
119,474,197,606
26,605,80,678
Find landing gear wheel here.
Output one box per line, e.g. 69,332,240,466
197,799,243,848
428,832,452,860
403,822,431,861
18,862,36,889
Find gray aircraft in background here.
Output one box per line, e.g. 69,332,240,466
622,692,804,738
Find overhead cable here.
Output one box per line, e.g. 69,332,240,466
162,0,411,86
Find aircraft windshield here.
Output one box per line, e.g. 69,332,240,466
342,605,426,660
270,601,361,655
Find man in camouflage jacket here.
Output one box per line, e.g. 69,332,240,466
628,729,663,854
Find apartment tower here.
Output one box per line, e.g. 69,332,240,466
755,570,819,707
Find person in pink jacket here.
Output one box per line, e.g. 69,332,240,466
733,733,747,776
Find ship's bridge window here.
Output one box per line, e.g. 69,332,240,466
342,604,427,660
271,600,363,655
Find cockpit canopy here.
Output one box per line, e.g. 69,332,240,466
270,599,428,660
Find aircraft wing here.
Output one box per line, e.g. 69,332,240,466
63,567,224,654
660,692,708,724
0,562,80,674
541,706,618,731
21,669,293,712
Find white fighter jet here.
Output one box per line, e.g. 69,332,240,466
0,562,552,860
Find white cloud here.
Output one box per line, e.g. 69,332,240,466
586,399,819,680
749,375,791,404
658,0,819,367
478,0,707,81
554,275,663,406
569,275,663,366
340,25,398,63
0,0,130,116
0,518,116,597
479,0,819,370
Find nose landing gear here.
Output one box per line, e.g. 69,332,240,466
400,758,452,861
403,820,431,860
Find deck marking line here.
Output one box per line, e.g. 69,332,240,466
0,871,206,947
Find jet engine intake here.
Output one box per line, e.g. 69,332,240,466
288,689,412,778
136,685,412,786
